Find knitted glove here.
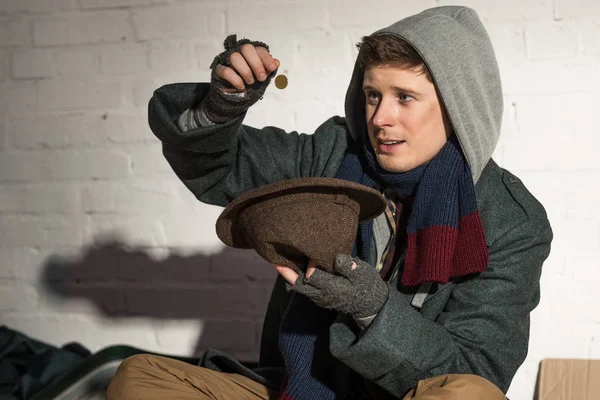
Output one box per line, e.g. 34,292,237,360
204,34,277,123
291,254,389,320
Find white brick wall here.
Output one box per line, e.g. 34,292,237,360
0,1,598,399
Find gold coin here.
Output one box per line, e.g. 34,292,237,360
274,74,288,89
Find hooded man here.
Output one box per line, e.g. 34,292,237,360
107,6,552,400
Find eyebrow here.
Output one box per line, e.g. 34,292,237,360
362,84,422,96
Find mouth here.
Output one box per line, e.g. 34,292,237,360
377,138,406,153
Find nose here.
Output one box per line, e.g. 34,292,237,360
372,99,395,129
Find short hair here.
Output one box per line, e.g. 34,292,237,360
356,34,432,82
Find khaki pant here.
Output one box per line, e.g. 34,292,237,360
107,354,506,400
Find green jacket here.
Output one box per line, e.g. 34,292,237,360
149,82,553,398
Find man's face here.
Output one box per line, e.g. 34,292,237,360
363,65,452,173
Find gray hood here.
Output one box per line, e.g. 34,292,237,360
344,6,503,183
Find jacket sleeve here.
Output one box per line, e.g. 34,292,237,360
329,216,553,396
148,82,350,207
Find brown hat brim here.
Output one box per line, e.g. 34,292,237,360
216,177,387,249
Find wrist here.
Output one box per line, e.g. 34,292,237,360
203,87,251,123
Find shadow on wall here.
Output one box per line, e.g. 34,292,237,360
39,240,278,360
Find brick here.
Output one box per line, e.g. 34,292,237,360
104,112,153,143
132,79,160,109
80,0,167,9
0,215,83,247
0,151,44,182
0,49,9,83
579,18,600,55
124,283,271,318
195,319,258,354
293,101,345,135
153,320,205,355
33,11,133,47
293,31,352,74
561,256,600,320
131,74,204,108
525,21,578,59
0,81,37,115
0,247,51,280
515,171,600,222
330,0,435,28
505,359,537,400
101,43,149,75
555,0,600,19
209,247,278,282
87,215,166,247
502,59,598,95
132,3,224,41
515,93,598,138
0,17,32,46
485,22,526,71
160,212,225,249
12,48,97,78
128,144,175,176
0,0,79,14
38,283,127,315
0,284,38,311
438,0,553,21
9,111,150,149
85,319,160,352
228,1,326,36
0,313,159,352
244,99,296,132
0,116,7,149
148,42,193,74
11,49,54,79
0,183,80,214
82,180,186,214
37,77,124,110
52,48,99,76
39,149,131,180
547,217,599,262
194,40,228,71
504,134,600,172
46,242,211,284
503,94,599,172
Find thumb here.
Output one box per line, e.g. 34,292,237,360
333,254,355,277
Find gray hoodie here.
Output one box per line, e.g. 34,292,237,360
344,6,503,183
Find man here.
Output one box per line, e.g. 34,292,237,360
108,6,552,399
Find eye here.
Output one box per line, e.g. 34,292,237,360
399,94,414,102
365,91,380,104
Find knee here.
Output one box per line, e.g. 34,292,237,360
114,354,154,379
464,374,503,390
106,354,155,399
445,374,505,399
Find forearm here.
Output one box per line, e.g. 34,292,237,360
329,218,552,396
330,290,527,393
149,83,351,207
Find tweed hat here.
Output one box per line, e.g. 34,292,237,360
216,177,386,273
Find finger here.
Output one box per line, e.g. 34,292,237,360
304,268,339,291
291,279,321,300
305,260,318,279
229,51,255,85
333,254,355,277
215,64,245,91
274,264,299,285
255,46,278,74
240,44,268,81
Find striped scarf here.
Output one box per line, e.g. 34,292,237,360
277,135,488,399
